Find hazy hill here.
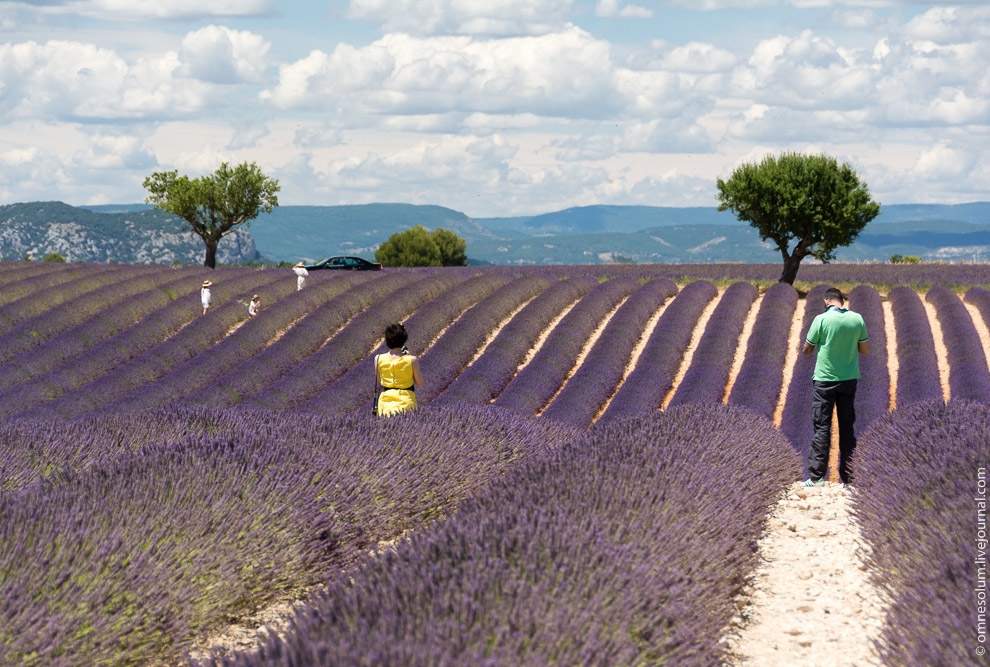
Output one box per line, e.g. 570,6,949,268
63,200,990,265
1,201,259,264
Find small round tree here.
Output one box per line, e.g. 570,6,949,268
716,152,880,284
143,162,279,269
375,226,468,267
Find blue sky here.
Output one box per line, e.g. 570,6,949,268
0,1,987,217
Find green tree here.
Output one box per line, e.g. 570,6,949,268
143,162,280,269
375,225,468,267
431,227,468,266
716,152,880,284
42,252,66,262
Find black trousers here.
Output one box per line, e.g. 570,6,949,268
808,379,857,483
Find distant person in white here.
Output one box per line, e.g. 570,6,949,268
201,280,212,314
293,262,309,291
248,294,261,317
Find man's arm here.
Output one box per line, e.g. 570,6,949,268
858,340,870,355
803,341,815,356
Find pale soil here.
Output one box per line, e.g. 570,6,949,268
592,290,676,421
724,482,888,666
462,295,537,368
722,292,764,404
964,302,990,373
882,301,898,412
921,299,951,402
660,288,724,410
535,295,629,416
774,298,807,428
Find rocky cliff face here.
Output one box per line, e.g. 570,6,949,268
0,201,261,264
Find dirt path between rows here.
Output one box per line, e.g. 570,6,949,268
724,482,887,666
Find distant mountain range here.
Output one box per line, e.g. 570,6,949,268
1,200,985,266
0,201,259,264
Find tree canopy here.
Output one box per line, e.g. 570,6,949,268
375,226,468,267
143,162,279,268
716,152,881,284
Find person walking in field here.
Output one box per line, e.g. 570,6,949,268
374,323,423,417
293,262,308,291
248,294,261,317
802,287,869,486
201,280,212,314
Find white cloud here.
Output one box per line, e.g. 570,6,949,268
345,0,575,36
21,41,212,119
902,6,990,44
11,0,276,20
179,26,270,84
70,133,156,170
596,0,654,18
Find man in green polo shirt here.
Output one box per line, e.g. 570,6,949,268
802,287,870,486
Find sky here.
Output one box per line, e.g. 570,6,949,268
0,1,987,217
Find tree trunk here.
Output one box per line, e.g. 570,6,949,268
204,241,218,269
779,252,803,285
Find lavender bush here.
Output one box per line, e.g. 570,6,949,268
727,281,798,419
926,286,990,403
198,404,799,666
887,286,942,407
494,277,642,416
12,271,290,419
0,263,108,308
965,287,990,328
242,270,474,411
595,279,717,423
297,272,513,416
435,276,599,407
541,278,679,428
847,284,890,427
852,400,990,665
413,275,555,406
0,264,123,332
0,405,578,665
667,281,758,409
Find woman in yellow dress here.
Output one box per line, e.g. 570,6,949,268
375,323,424,416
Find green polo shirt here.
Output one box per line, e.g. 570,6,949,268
806,306,868,381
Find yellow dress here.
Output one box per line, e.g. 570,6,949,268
376,353,417,416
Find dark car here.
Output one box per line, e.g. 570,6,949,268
304,256,383,271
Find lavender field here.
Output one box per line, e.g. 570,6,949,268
0,260,988,665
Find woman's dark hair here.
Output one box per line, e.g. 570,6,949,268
385,323,408,349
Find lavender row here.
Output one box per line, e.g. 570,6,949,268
541,278,679,428
852,400,990,664
887,286,942,407
591,279,715,425
0,405,578,665
0,265,186,365
0,269,279,418
0,264,128,332
13,270,290,419
494,277,643,416
925,286,990,403
0,262,108,307
434,275,599,407
414,275,556,406
726,281,798,419
243,270,477,411
0,270,212,391
0,261,75,288
667,281,759,409
200,404,800,666
965,287,990,329
182,272,401,409
92,274,371,415
297,272,512,415
778,284,833,459
598,279,717,424
847,285,891,427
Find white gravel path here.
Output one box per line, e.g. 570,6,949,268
724,481,888,666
